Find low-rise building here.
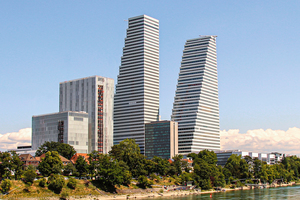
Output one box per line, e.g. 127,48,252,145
70,153,89,164
19,154,40,168
215,150,283,166
32,111,89,153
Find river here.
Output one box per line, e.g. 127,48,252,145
153,185,300,200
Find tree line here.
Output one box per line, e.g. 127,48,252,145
1,139,300,193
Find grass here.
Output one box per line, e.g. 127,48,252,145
3,176,183,199
4,179,99,199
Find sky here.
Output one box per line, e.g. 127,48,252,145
0,1,299,153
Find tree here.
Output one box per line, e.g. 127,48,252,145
63,163,77,176
93,153,132,191
0,152,12,179
197,149,218,165
75,155,88,177
35,141,76,159
37,151,63,176
152,156,171,176
23,165,37,185
171,154,184,175
10,151,23,180
109,139,147,177
224,154,250,179
48,174,65,194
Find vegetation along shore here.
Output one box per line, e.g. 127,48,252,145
1,139,300,199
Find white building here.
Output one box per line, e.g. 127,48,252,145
114,15,160,154
216,150,284,166
59,76,114,154
171,36,220,154
32,111,89,153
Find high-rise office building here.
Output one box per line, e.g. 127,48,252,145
114,15,160,153
32,111,89,153
171,36,220,154
59,76,114,154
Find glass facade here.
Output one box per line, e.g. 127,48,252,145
145,121,178,159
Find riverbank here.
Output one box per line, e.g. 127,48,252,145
3,181,297,200
67,182,297,200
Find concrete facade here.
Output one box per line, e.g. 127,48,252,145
32,111,89,153
172,36,220,154
114,15,160,154
59,76,114,154
145,121,178,159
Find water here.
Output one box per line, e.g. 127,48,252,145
153,185,300,200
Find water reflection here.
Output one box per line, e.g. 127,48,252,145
153,185,300,200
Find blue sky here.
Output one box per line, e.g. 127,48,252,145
1,0,299,136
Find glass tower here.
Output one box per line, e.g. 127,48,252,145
171,36,220,154
114,15,160,154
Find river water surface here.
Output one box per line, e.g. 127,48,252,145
153,185,300,200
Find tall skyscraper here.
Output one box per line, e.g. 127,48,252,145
114,15,160,153
171,36,220,154
59,76,114,154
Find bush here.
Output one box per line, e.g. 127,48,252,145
60,190,69,199
48,174,65,194
23,168,37,185
159,189,164,193
137,175,152,189
1,179,12,193
39,178,47,187
67,178,77,189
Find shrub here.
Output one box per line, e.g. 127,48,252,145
159,189,164,193
67,178,77,189
23,166,37,185
48,174,65,194
39,178,47,187
137,175,152,189
1,179,12,193
60,190,69,199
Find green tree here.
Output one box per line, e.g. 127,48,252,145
152,156,171,176
109,139,147,177
35,141,76,159
193,150,225,189
75,155,88,177
0,152,12,179
23,165,37,185
171,154,184,175
224,154,250,179
63,162,77,176
197,149,218,165
37,151,63,176
93,153,131,191
48,174,65,194
10,151,24,180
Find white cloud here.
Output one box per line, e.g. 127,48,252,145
221,127,300,155
0,128,31,151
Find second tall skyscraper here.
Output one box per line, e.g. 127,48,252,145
114,15,160,153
